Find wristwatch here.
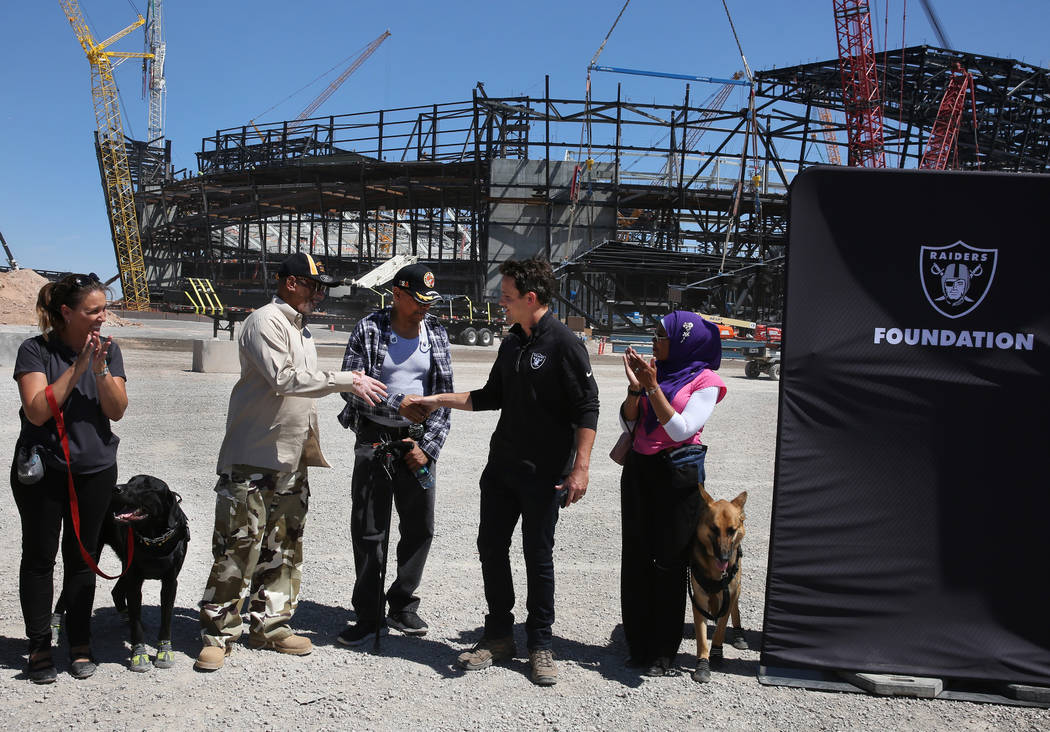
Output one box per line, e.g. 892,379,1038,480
95,363,109,377
627,388,645,396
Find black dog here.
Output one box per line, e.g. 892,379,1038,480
102,475,190,671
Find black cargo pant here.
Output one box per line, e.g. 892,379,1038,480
350,427,435,624
477,462,563,651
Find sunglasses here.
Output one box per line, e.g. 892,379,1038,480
294,277,326,295
69,272,101,289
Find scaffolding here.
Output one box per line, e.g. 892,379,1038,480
133,47,1048,330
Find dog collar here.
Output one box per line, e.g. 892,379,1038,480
137,525,181,547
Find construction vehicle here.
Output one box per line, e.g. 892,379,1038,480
744,344,781,380
60,1,153,310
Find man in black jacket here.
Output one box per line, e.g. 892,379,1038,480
418,257,599,686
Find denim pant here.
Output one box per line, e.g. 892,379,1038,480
477,463,562,650
350,436,436,623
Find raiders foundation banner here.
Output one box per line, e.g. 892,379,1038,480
761,167,1050,687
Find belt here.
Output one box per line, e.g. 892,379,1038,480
359,421,414,442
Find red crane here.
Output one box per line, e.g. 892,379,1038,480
919,64,976,169
832,0,887,167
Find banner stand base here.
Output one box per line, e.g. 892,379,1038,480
758,665,1050,709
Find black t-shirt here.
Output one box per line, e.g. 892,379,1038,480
471,311,600,481
13,334,126,474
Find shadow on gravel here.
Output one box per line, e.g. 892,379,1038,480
0,633,28,672
85,603,201,668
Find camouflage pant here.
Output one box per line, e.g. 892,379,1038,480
199,464,309,647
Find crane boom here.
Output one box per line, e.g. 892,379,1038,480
143,0,166,147
292,30,390,125
832,0,887,167
816,107,843,165
920,65,975,170
59,0,152,310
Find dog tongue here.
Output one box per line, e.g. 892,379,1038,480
716,560,729,573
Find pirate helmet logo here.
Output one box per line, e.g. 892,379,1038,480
530,352,547,369
919,240,997,319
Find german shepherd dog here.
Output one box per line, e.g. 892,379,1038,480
688,487,748,683
103,475,190,671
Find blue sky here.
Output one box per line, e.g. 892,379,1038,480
1,0,1046,285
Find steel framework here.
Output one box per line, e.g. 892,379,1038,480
132,47,1048,330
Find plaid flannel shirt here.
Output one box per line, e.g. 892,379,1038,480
337,308,453,462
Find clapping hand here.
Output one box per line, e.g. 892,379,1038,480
624,346,657,391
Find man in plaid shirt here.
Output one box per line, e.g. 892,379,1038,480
336,263,453,645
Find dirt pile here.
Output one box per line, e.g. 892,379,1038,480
0,269,140,327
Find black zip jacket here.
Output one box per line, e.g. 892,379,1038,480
470,310,600,481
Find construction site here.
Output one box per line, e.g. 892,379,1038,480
32,1,1050,339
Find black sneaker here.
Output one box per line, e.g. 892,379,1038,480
336,622,388,647
387,611,428,636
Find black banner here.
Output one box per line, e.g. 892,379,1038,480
762,167,1050,685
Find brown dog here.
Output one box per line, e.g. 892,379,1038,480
688,487,748,683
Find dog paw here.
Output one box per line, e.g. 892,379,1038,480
730,629,749,651
691,658,711,683
130,643,152,672
709,644,724,664
154,641,175,669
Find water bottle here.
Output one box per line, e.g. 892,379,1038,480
414,463,436,490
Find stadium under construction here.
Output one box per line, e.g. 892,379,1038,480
125,45,1049,333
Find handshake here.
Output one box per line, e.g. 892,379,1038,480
398,394,441,423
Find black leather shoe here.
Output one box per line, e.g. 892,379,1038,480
386,611,428,636
643,657,670,677
27,653,57,685
70,647,97,680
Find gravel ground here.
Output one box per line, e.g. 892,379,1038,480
0,334,1046,731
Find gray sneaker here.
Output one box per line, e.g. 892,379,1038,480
457,635,516,670
529,648,558,686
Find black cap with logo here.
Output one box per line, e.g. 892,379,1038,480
278,252,339,286
392,263,441,304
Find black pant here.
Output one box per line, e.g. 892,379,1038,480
620,447,705,664
478,462,562,650
350,435,435,623
10,459,116,654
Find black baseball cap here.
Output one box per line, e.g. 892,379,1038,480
278,252,338,286
392,263,441,304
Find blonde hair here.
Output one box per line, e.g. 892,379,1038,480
35,274,107,338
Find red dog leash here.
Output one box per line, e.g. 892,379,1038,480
45,385,133,580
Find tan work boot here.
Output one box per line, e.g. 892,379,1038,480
247,633,313,656
529,648,558,686
194,644,232,671
457,636,516,670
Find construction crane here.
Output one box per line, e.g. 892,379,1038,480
816,107,843,165
59,0,152,310
663,72,744,185
0,230,19,270
288,30,390,130
832,0,887,167
143,0,166,147
920,64,977,169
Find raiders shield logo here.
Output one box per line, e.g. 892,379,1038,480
919,240,997,319
530,352,547,369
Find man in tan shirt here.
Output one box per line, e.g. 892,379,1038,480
195,253,386,671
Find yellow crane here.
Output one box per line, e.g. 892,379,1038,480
59,1,152,311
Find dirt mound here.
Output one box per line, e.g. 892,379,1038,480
0,269,140,327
